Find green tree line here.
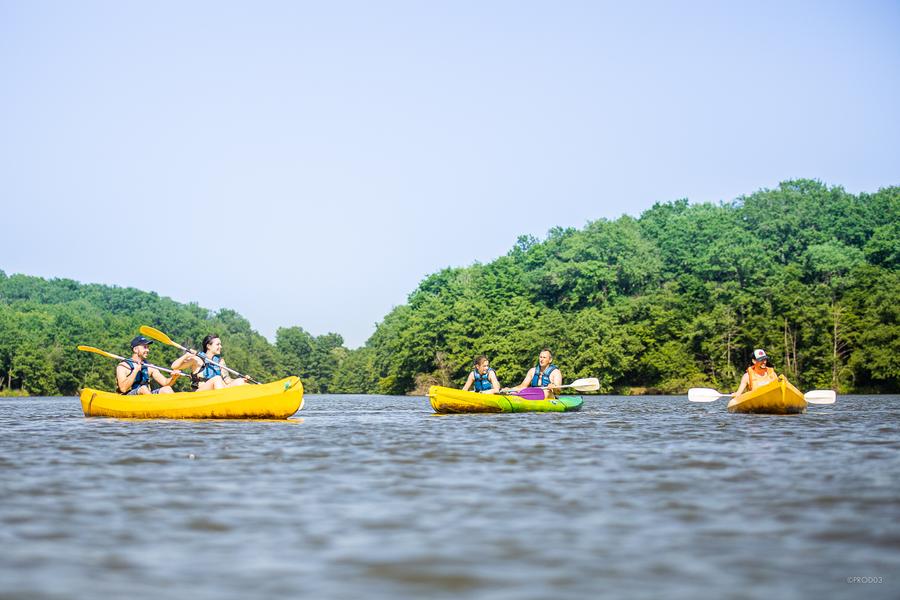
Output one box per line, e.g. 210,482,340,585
0,277,346,396
359,179,899,395
2,180,897,396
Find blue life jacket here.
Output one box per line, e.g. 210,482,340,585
472,368,496,392
120,359,149,394
530,364,558,387
198,352,223,380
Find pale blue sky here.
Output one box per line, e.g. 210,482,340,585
2,0,898,347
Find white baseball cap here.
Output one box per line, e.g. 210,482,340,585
753,349,768,361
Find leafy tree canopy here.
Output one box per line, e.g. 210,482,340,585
2,180,897,396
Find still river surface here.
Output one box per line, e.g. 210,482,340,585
1,394,899,600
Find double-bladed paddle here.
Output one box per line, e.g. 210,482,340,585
687,387,837,404
500,388,545,400
503,377,601,400
139,326,261,384
77,345,190,377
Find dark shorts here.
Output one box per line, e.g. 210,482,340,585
125,387,161,395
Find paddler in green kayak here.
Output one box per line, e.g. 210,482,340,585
733,348,778,397
502,348,562,398
171,333,249,391
115,335,180,395
462,355,501,394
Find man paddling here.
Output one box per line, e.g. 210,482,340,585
502,348,562,399
732,348,777,397
116,336,180,395
462,355,501,394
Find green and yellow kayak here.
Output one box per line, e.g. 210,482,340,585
727,375,806,415
80,376,304,419
428,385,583,414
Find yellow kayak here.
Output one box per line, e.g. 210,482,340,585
429,385,583,413
727,375,806,415
80,376,304,419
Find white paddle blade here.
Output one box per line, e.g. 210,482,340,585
567,377,599,391
804,389,836,404
572,383,600,392
688,388,728,402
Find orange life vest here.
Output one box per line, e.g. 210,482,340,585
746,366,777,391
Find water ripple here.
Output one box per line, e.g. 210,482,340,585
1,394,899,599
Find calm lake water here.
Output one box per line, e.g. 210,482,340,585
1,394,899,600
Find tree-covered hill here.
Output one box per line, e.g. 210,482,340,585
360,179,899,394
2,179,897,396
0,274,344,395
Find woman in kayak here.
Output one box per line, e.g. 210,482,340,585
502,348,562,398
116,335,180,395
733,348,777,397
462,355,501,394
171,333,248,391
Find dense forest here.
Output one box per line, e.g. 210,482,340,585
2,180,898,396
0,278,347,396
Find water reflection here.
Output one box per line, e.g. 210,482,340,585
0,394,898,600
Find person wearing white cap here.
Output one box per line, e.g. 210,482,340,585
732,348,777,398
